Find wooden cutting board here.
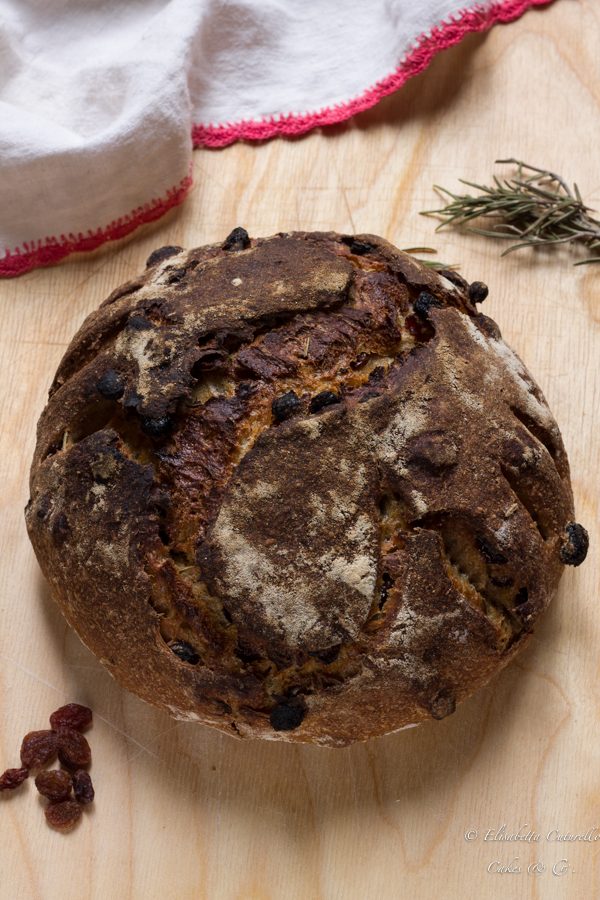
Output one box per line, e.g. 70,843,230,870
1,2,598,897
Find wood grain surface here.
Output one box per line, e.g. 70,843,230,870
1,2,599,897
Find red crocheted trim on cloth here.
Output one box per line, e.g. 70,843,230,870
0,173,193,278
192,0,553,148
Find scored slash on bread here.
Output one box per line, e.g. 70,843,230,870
25,230,588,746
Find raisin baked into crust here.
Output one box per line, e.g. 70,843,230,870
26,230,588,746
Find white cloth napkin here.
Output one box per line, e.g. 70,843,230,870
0,0,552,277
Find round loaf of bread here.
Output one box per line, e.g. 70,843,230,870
26,230,588,746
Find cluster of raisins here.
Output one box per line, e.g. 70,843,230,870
0,703,94,832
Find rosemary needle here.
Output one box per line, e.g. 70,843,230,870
401,246,459,271
421,159,600,266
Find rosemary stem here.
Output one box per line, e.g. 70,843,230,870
422,160,600,266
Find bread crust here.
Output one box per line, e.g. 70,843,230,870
26,231,580,746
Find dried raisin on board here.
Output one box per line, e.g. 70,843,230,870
72,770,94,805
20,730,58,769
50,703,93,733
35,769,72,802
45,800,82,832
0,767,29,791
56,728,92,769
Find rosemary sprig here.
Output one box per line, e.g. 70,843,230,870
422,159,600,266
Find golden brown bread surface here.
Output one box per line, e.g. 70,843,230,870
25,230,588,746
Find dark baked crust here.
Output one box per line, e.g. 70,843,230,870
26,231,583,746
